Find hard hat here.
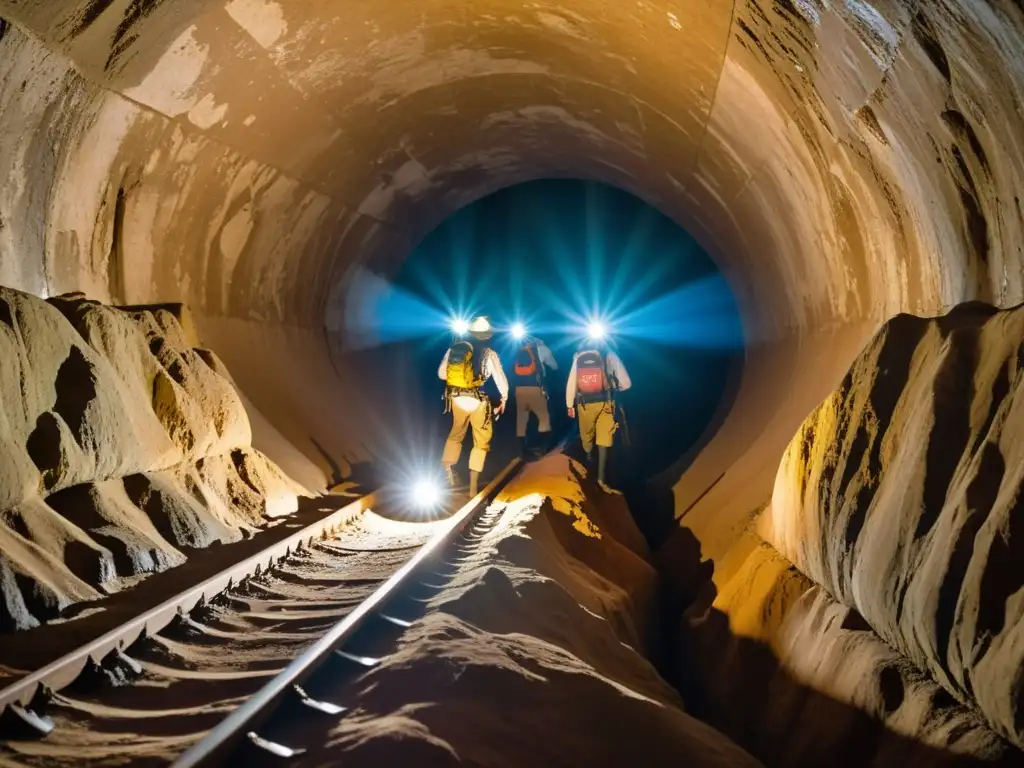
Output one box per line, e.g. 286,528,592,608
468,315,493,339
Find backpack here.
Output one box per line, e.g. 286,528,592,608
446,341,485,390
575,349,608,397
513,343,538,378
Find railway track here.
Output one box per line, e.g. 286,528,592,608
0,459,521,767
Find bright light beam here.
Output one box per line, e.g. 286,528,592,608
451,317,470,336
411,478,442,509
587,320,608,341
511,322,527,340
337,267,452,351
613,274,745,349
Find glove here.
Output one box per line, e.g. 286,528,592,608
567,407,575,419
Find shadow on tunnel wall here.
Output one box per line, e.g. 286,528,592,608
322,330,456,483
654,527,1019,768
625,349,745,550
308,435,382,492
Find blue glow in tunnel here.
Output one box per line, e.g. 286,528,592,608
333,180,745,361
613,274,745,349
338,267,456,350
537,276,742,353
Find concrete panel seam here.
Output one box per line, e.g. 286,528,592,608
691,0,740,181
0,16,408,243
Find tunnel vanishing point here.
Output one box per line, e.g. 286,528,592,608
1,1,1024,766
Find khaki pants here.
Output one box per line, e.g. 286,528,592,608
515,386,550,438
577,400,617,453
442,395,493,473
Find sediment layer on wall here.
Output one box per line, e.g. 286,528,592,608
765,301,1024,749
0,287,302,631
661,303,1024,764
667,529,1016,766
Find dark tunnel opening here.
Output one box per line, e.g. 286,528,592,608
377,179,745,542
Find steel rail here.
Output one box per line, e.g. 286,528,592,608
0,492,377,712
172,457,522,768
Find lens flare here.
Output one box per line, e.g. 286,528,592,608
511,322,527,340
587,320,607,340
412,478,442,509
450,317,470,336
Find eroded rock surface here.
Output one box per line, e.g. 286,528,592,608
670,528,1017,766
289,454,762,767
0,287,302,631
766,302,1024,749
664,303,1024,765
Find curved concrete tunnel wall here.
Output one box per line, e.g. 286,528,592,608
0,1,1021,539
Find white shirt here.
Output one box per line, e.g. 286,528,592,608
532,339,559,371
565,349,631,408
438,345,509,405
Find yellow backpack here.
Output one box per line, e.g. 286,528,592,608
446,341,485,389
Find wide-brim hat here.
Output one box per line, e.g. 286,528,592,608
469,315,493,340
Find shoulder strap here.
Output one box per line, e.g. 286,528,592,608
529,342,543,384
474,343,487,378
604,353,619,389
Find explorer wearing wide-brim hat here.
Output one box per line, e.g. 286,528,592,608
437,315,507,496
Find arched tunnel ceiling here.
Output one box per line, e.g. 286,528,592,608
1,0,735,318
0,0,1022,516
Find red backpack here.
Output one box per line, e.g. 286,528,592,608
575,349,607,396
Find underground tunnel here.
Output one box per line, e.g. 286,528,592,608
0,0,1023,765
366,178,742,536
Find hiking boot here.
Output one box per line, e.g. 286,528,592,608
598,480,623,496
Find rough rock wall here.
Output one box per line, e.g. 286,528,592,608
670,0,1024,559
665,527,1017,766
690,0,1024,329
0,286,301,631
662,303,1024,765
765,302,1024,749
293,454,763,766
0,22,364,490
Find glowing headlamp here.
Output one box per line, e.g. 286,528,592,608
411,477,443,509
450,317,470,336
587,320,608,341
511,322,527,340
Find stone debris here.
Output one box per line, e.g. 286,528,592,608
0,288,302,631
285,455,764,767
